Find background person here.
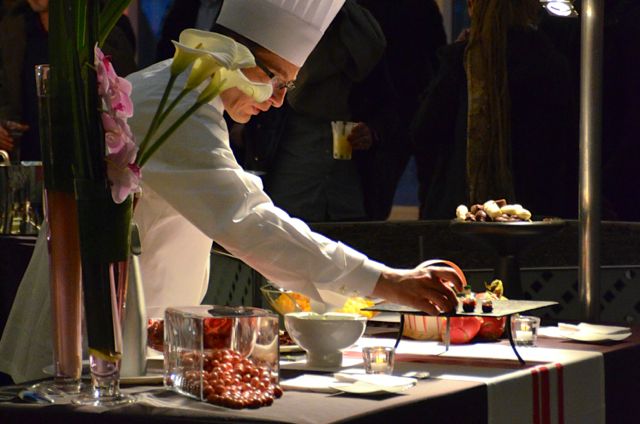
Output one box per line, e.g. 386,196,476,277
0,0,137,161
411,0,577,219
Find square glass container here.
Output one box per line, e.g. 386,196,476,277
164,305,280,407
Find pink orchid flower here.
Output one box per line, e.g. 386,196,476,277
106,140,141,204
95,45,117,96
108,77,134,118
102,113,133,154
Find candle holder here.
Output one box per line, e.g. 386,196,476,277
511,315,540,346
362,346,395,375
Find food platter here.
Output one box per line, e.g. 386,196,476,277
363,299,558,318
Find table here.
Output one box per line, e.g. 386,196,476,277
1,326,638,424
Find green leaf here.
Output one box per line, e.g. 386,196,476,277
98,0,132,47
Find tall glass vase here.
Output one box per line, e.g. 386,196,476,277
31,64,84,397
72,180,134,406
76,260,132,405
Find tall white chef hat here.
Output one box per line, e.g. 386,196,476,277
216,0,346,67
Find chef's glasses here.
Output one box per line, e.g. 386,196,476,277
253,55,296,92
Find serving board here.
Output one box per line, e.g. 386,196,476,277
362,299,558,318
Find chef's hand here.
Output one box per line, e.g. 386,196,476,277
347,122,374,151
371,266,463,315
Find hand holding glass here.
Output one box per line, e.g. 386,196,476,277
331,121,357,160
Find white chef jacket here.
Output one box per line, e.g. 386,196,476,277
127,60,387,313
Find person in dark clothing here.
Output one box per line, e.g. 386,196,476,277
412,0,577,220
155,0,223,61
238,0,398,222
359,0,446,218
0,0,137,161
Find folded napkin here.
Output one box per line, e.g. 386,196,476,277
539,323,631,342
280,373,417,394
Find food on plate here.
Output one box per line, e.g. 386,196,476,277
439,316,483,344
455,199,532,222
263,284,377,318
273,292,312,314
336,296,377,318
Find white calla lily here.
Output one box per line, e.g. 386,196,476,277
170,41,208,76
178,29,256,70
208,68,273,103
185,55,222,90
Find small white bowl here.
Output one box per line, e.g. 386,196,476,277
284,312,366,368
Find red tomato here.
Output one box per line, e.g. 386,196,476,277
439,317,482,344
477,317,506,340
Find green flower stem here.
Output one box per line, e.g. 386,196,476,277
156,88,192,128
136,73,178,163
138,87,221,167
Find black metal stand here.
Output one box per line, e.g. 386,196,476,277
395,315,405,349
506,314,525,365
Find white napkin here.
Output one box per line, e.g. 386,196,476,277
280,373,417,394
539,323,631,342
280,374,343,393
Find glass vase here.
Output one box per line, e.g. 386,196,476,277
29,64,84,398
73,259,133,406
72,180,135,406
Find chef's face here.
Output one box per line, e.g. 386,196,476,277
220,48,299,124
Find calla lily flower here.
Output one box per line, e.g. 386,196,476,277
197,68,273,104
185,54,222,91
170,29,256,77
214,68,274,103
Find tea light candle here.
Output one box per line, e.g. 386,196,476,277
362,346,395,374
370,352,388,372
511,315,540,346
515,330,533,341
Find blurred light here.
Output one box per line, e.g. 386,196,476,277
540,0,579,17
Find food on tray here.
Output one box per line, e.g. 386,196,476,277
455,199,532,222
462,297,477,313
481,299,494,313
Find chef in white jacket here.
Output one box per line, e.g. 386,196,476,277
128,0,462,316
0,0,461,384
